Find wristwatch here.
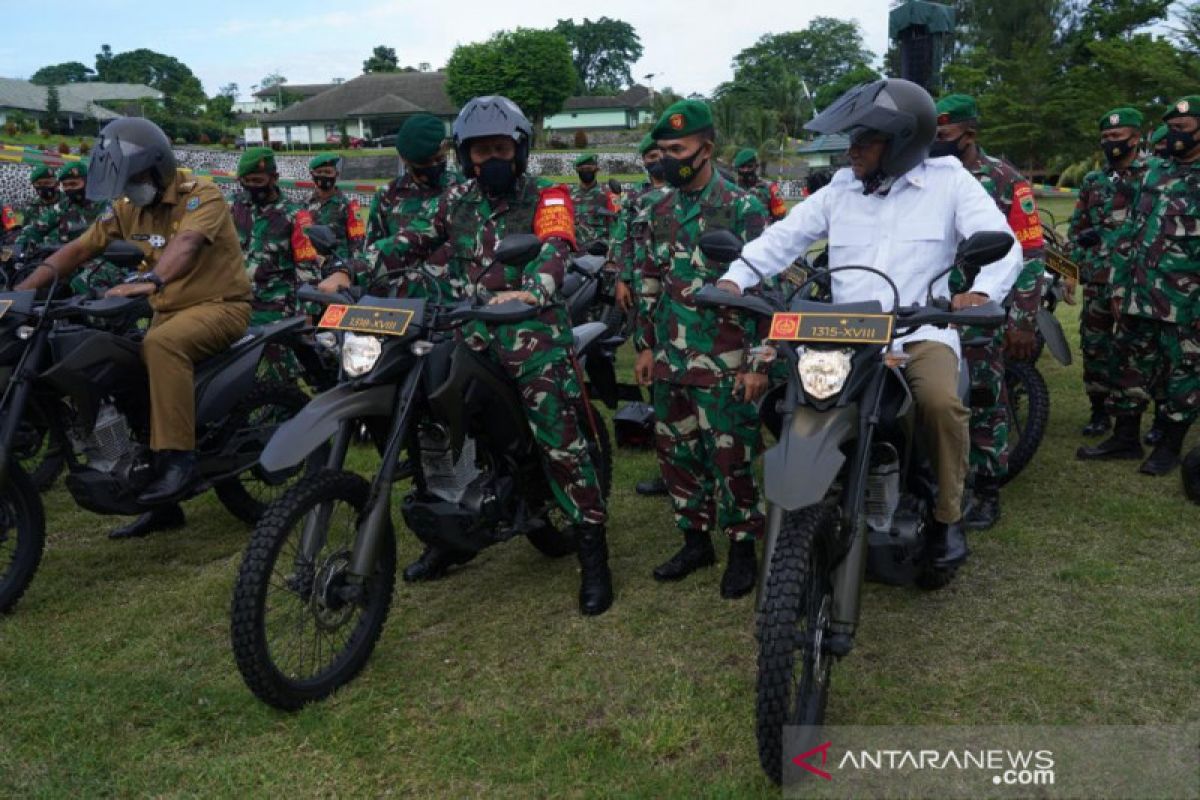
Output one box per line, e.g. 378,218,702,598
124,271,165,292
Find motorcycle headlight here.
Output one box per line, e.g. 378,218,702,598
341,333,383,377
797,347,853,400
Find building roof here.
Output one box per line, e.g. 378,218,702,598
346,93,426,117
266,72,456,122
561,85,653,111
252,83,337,100
0,77,153,119
796,134,850,154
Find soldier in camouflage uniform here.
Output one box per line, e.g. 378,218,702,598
306,153,364,260
934,94,1047,530
1150,125,1169,159
230,147,320,380
45,162,125,295
733,148,788,224
1067,107,1149,438
570,153,619,248
374,96,612,617
632,99,769,599
13,165,62,251
365,114,464,248
1079,96,1200,476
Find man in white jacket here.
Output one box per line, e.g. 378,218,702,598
717,78,1022,569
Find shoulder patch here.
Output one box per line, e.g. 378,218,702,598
186,196,202,211
180,181,197,192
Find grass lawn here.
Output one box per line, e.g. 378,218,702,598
1,231,1197,796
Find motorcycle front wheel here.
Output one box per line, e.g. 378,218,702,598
0,461,46,613
1001,360,1050,485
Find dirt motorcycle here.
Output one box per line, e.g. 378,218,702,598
0,241,323,614
229,232,613,710
692,229,1013,786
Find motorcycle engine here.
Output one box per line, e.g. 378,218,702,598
418,423,483,505
74,401,138,475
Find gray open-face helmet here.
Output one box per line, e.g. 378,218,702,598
86,117,177,202
452,95,533,174
806,78,936,178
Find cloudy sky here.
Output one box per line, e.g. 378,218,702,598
4,0,891,99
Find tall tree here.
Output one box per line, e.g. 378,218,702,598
94,44,114,80
1174,0,1200,53
553,17,643,94
30,62,94,86
44,85,61,134
98,48,206,116
445,28,576,133
219,82,239,99
363,45,400,73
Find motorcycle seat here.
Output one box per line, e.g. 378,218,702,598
572,321,608,355
562,272,583,300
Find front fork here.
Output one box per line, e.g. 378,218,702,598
0,324,49,487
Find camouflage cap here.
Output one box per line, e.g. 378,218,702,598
651,99,714,140
638,133,659,155
237,146,276,178
308,152,341,171
1163,95,1200,121
1099,107,1143,131
574,153,598,167
29,164,55,183
732,148,758,168
935,94,978,125
1149,124,1168,145
396,113,446,162
57,161,87,181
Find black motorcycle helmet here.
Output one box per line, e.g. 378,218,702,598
806,78,936,179
452,95,533,176
1182,445,1200,505
86,117,177,202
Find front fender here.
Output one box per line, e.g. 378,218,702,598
764,404,858,511
260,382,397,472
1036,307,1072,366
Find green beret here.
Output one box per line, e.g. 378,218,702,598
29,165,54,183
1099,107,1143,131
1150,124,1168,145
237,146,276,178
1163,95,1200,121
574,153,597,167
638,133,659,155
733,148,758,168
57,161,86,181
308,152,341,171
396,114,446,162
651,99,714,140
935,94,978,125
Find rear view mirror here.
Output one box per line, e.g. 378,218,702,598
494,234,544,267
956,231,1014,270
698,229,745,264
102,240,145,270
304,224,339,257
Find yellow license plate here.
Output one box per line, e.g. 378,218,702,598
769,312,893,345
318,303,414,337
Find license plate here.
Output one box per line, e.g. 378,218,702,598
768,312,893,345
318,303,414,337
0,299,11,321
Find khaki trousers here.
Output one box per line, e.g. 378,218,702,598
142,301,251,451
902,340,969,523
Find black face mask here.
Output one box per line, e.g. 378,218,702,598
929,134,966,160
37,187,59,202
243,184,274,206
1166,128,1199,159
476,157,517,196
737,169,758,186
65,188,86,204
576,168,598,185
411,161,447,186
1101,138,1134,164
660,147,707,188
313,176,337,191
645,160,665,180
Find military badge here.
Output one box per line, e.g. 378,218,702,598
1179,100,1190,113
1109,113,1120,126
186,196,201,211
148,234,167,248
669,113,684,130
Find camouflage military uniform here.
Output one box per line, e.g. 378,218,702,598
307,189,364,260
51,196,125,295
1109,156,1200,424
570,182,619,248
952,148,1047,480
13,197,62,251
609,181,668,287
366,170,465,301
381,174,606,527
1068,159,1148,400
633,169,768,541
744,179,788,224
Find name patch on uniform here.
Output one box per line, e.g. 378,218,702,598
318,303,413,336
769,312,894,345
186,196,202,211
148,235,167,249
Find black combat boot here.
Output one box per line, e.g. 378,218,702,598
653,530,716,581
108,504,186,540
963,477,1001,531
1138,419,1191,476
1081,394,1111,436
1076,414,1143,460
635,476,668,496
575,523,613,616
926,519,969,570
402,545,476,583
719,538,758,599
137,450,197,505
1143,405,1167,446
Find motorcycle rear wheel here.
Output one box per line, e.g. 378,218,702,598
1000,360,1050,485
0,461,46,613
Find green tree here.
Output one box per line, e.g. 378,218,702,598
445,28,576,134
44,85,61,133
219,82,239,99
1174,0,1200,53
94,44,114,80
30,62,94,86
552,17,644,94
99,48,206,115
363,45,401,73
